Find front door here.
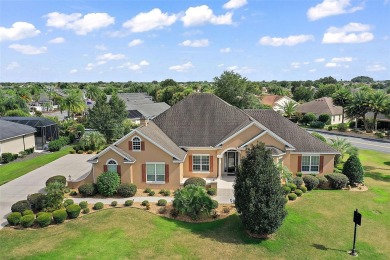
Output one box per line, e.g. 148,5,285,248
225,151,239,174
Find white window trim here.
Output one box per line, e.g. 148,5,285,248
301,155,320,174
146,162,166,184
192,154,210,174
106,159,118,165
132,136,142,152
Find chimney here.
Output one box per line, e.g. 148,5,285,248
140,115,148,127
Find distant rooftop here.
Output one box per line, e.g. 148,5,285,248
0,119,36,141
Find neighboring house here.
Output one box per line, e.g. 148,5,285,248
296,97,344,125
0,120,36,156
261,95,296,112
80,94,338,190
1,117,59,149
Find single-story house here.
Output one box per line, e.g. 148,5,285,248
296,97,344,125
80,94,338,190
0,120,36,156
260,95,296,112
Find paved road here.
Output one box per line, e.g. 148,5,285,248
308,130,390,154
0,154,93,228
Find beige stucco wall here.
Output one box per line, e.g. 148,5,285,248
288,153,335,174
0,133,35,155
184,149,218,178
218,124,263,154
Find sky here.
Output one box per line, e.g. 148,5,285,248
1,0,389,82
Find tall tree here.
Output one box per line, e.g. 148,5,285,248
329,137,352,164
60,91,86,118
214,71,248,108
345,91,370,131
234,143,287,237
282,101,297,119
368,91,389,131
86,85,105,101
332,87,352,123
292,86,314,102
314,84,339,99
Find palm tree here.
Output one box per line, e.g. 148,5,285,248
345,91,370,131
60,91,86,118
368,91,390,131
86,85,105,102
80,131,106,151
332,87,351,123
282,101,297,119
329,137,352,163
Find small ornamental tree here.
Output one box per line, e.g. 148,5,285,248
234,143,287,237
96,171,120,197
342,155,364,185
45,182,65,211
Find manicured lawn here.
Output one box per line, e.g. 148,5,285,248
0,149,388,259
0,147,72,186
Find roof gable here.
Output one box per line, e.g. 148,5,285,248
296,97,342,115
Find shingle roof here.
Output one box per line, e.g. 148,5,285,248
245,109,339,153
261,95,283,106
296,97,343,115
0,119,36,141
88,145,136,163
1,117,57,127
153,93,252,147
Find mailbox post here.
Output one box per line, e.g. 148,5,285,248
350,209,362,256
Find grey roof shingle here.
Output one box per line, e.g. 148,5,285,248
0,120,36,141
88,145,136,163
296,97,343,115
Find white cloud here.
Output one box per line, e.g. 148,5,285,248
218,64,225,67
6,62,20,70
322,22,374,43
307,0,364,21
315,58,325,62
169,62,194,72
119,60,150,71
48,37,65,44
9,44,47,55
220,47,231,53
95,44,107,50
325,62,340,67
128,39,143,47
0,22,40,42
303,61,310,65
96,53,125,61
139,60,150,66
259,34,314,46
366,64,387,71
223,0,248,9
290,62,301,69
181,5,233,27
123,8,177,32
45,12,114,35
226,65,255,74
331,56,353,62
70,69,78,74
309,69,317,73
180,39,209,47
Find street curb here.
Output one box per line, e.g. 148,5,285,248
307,129,390,143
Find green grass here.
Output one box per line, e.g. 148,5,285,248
0,146,72,186
0,149,389,259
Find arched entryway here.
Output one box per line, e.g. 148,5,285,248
224,149,240,174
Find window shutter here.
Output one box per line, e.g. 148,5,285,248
117,165,121,175
103,165,108,172
142,164,146,182
128,141,132,151
189,155,192,172
297,156,302,172
141,141,145,151
165,164,169,183
319,156,324,173
210,156,213,172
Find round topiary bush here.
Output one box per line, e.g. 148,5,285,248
96,172,120,197
93,202,104,210
141,200,149,206
70,191,77,196
36,212,52,227
45,175,66,186
124,200,134,207
183,177,206,187
288,193,297,201
78,183,97,197
211,200,219,209
298,186,307,193
163,190,171,196
207,188,217,196
157,199,167,206
325,173,349,189
342,155,364,186
52,209,67,224
79,201,88,209
295,189,303,197
337,123,348,132
317,175,329,189
111,201,118,207
83,208,90,214
296,172,303,177
144,188,152,193
20,214,35,228
292,177,304,187
148,191,155,196
282,185,291,195
301,113,317,125
302,175,320,191
11,200,31,213
287,183,297,191
158,207,167,214
63,199,74,207
7,212,22,226
66,204,81,219
22,210,34,216
27,193,46,212
117,183,137,197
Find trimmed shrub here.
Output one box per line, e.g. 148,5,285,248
296,172,303,177
287,183,297,191
211,200,219,209
170,208,179,218
342,155,364,185
79,201,88,209
52,209,67,224
223,207,231,214
163,190,171,196
78,183,97,197
46,175,66,186
11,200,31,213
149,191,155,196
158,207,167,214
144,188,152,193
317,176,329,189
111,201,118,207
66,204,81,219
64,187,71,193
117,183,137,197
83,208,90,214
325,173,349,189
295,189,303,197
124,200,134,207
7,212,22,226
282,185,291,195
20,214,35,228
292,177,304,187
1,153,15,163
70,191,77,196
63,199,74,207
337,123,348,132
318,114,331,124
36,212,52,227
298,186,307,193
141,200,149,206
93,202,104,210
207,188,217,196
183,177,206,187
96,171,120,197
36,212,46,218
157,199,167,206
328,125,333,131
159,189,166,194
22,210,34,216
309,121,325,129
288,193,297,201
302,175,319,191
301,113,317,124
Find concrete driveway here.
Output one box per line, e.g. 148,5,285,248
0,154,93,228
